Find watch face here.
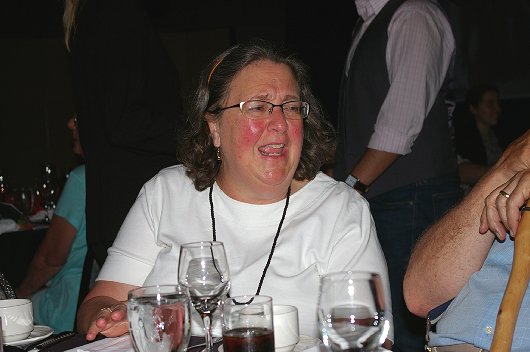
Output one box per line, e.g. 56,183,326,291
345,175,368,193
345,175,357,188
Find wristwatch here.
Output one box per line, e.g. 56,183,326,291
345,175,369,193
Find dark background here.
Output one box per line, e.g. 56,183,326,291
1,0,529,186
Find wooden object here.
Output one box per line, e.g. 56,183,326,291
490,209,530,351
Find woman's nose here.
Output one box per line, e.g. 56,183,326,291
268,107,288,132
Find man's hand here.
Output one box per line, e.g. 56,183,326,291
480,170,530,239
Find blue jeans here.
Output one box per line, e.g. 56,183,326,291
368,173,463,352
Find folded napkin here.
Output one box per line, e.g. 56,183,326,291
0,219,18,235
63,335,133,352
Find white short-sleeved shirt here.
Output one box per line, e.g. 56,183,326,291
99,165,393,339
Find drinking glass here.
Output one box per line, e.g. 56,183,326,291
13,188,34,215
128,284,191,352
318,271,389,351
221,295,275,352
178,241,230,352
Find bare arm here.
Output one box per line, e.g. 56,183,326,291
351,148,400,186
16,215,76,298
76,280,137,340
404,129,530,318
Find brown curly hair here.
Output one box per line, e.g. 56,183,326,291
178,39,335,191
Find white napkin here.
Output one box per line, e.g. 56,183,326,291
0,219,18,235
64,335,134,352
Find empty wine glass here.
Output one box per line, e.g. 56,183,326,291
128,284,191,352
178,241,230,352
318,271,389,351
13,188,34,216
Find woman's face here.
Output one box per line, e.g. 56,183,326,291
67,116,83,156
208,60,304,203
471,90,501,127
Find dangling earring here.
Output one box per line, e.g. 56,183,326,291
216,148,221,161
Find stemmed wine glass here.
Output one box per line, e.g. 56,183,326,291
318,271,389,351
14,188,34,216
178,241,230,352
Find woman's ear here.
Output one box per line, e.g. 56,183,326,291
207,114,221,148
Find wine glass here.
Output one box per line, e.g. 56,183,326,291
178,241,230,352
128,284,191,352
13,188,34,216
318,271,389,351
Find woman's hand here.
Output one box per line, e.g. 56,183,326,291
76,281,137,340
85,302,129,341
480,170,530,240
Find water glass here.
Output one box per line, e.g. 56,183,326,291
221,295,275,352
318,271,389,351
128,284,191,352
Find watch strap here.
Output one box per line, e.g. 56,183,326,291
345,175,369,193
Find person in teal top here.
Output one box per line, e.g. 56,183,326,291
17,116,86,332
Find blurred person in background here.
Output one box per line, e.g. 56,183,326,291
333,0,462,349
62,0,184,303
17,115,86,333
454,84,503,188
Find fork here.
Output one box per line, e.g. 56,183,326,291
187,337,223,351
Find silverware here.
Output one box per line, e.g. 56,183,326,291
24,331,76,351
187,337,223,351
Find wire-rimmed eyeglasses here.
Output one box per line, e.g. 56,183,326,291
209,100,310,120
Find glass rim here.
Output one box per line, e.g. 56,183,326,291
321,270,381,281
223,294,272,303
180,240,225,248
128,284,189,298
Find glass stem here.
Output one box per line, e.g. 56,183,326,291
202,314,214,352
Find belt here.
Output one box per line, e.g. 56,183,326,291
424,300,486,352
427,344,485,352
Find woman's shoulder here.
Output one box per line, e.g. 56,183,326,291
68,164,86,178
299,172,370,209
144,164,193,191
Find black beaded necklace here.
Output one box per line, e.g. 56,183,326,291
209,184,291,297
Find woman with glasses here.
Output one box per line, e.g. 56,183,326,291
76,40,393,345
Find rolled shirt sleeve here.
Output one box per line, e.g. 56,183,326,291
368,1,455,155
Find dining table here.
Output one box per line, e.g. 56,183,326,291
1,332,400,352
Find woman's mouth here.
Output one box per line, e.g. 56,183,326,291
258,143,285,156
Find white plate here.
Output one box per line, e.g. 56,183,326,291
5,325,54,346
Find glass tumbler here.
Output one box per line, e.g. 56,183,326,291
221,295,275,352
128,284,191,352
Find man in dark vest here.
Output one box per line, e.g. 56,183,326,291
334,0,463,350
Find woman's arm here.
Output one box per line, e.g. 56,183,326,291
16,215,77,298
76,280,137,340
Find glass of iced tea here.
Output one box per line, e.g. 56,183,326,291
221,295,275,352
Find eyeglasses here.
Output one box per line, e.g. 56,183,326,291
211,100,310,120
